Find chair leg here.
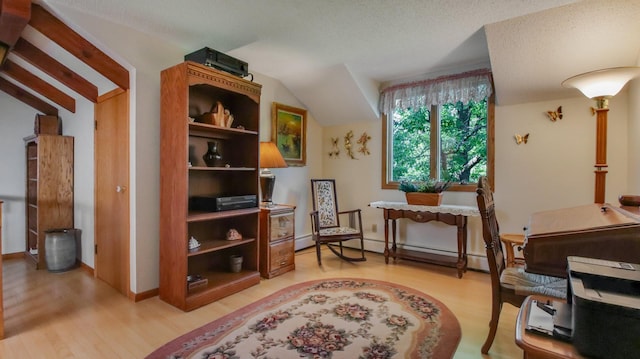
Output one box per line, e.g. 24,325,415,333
316,241,322,265
481,299,502,354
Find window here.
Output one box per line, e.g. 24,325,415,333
379,70,494,191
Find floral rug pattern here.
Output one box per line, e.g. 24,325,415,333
147,278,461,359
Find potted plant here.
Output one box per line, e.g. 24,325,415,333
398,178,451,206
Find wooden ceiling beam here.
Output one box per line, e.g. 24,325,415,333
0,0,31,46
29,4,129,90
0,76,58,116
13,38,98,102
2,59,75,112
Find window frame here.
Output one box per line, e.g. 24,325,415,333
381,94,495,192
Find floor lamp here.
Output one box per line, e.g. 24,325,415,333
562,67,640,204
259,141,287,207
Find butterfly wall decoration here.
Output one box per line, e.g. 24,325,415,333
357,132,371,155
328,137,340,158
546,106,563,122
514,133,529,145
344,130,356,159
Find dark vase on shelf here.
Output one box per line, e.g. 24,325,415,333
202,141,222,167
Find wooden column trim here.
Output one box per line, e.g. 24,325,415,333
2,59,75,112
0,0,31,46
0,76,58,115
29,4,129,90
12,37,98,102
594,108,609,204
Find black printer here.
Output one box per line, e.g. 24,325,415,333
567,256,640,358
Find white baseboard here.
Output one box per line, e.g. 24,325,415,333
294,234,488,272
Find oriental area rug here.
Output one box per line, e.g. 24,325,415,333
147,278,461,359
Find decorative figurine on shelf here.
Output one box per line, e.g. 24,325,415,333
226,228,242,241
199,101,234,127
202,141,222,167
188,236,201,251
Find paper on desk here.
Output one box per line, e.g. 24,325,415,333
526,300,554,336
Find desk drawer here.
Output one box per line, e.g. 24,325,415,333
403,210,437,222
270,239,294,269
270,211,294,242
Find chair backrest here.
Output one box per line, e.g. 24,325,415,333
476,176,507,284
311,179,340,229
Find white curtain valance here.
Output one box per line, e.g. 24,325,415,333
379,69,493,115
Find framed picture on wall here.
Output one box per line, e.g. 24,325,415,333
271,102,307,166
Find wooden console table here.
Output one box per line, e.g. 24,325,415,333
370,201,479,278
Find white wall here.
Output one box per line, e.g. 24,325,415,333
628,61,640,193
495,94,629,231
253,72,322,247
0,95,40,254
0,84,95,264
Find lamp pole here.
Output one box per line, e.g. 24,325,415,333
593,98,609,204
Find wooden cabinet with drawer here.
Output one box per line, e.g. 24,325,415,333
259,204,295,278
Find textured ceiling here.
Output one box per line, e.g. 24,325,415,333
39,0,640,125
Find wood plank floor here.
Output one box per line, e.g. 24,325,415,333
0,248,522,358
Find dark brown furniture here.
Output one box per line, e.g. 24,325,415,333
476,176,566,354
524,203,640,278
159,61,261,311
310,179,366,265
259,204,295,278
516,296,584,359
24,134,74,269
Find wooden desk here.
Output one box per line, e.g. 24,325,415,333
369,201,479,278
516,296,583,359
525,204,640,278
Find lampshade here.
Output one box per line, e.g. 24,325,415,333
562,67,640,99
259,142,287,169
0,41,8,66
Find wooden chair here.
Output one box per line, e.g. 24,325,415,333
310,179,366,265
501,233,525,267
476,176,566,354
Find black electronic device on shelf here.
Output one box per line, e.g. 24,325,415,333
184,47,249,78
190,195,257,212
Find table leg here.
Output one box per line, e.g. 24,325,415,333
391,219,397,261
455,215,468,278
383,216,390,264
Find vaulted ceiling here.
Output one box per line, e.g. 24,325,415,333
0,0,127,116
2,1,640,126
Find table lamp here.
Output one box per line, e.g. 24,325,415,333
562,67,640,203
259,142,287,206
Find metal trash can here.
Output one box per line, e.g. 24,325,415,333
45,228,78,272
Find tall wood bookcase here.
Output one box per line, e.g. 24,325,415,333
24,134,74,269
160,61,262,311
